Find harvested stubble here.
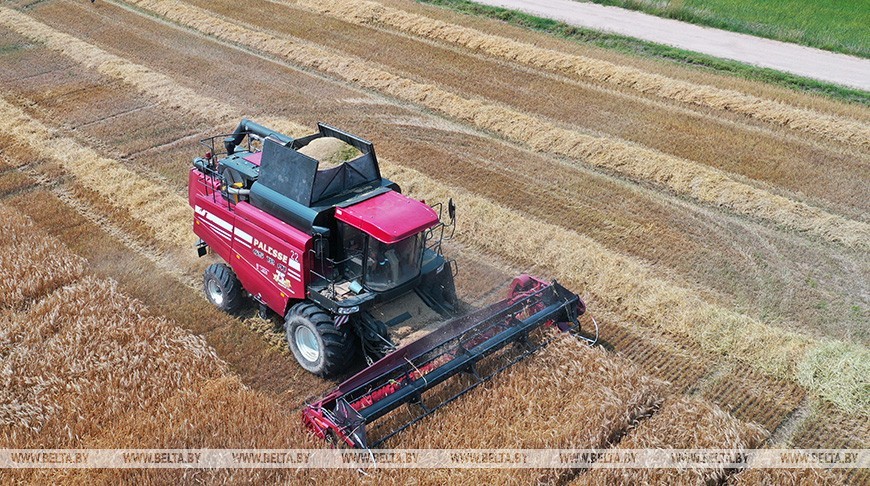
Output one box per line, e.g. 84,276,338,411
792,401,869,450
701,362,807,431
120,0,869,250
388,164,868,414
286,0,870,149
0,8,318,148
0,208,84,310
575,396,767,485
0,96,191,247
0,276,227,447
1,14,863,413
0,133,42,170
3,84,863,415
0,7,237,122
595,309,714,393
355,334,667,485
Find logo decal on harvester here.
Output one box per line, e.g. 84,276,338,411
253,238,290,265
273,270,293,291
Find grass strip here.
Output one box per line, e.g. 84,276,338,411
419,0,870,105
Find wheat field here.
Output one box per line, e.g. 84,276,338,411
0,0,866,483
117,0,870,249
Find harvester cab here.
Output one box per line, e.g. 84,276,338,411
189,120,596,448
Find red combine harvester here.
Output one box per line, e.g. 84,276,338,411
189,120,596,448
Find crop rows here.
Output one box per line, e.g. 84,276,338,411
284,0,870,149
13,0,866,341
0,178,770,485
20,0,862,414
1,5,866,415
118,0,870,250
0,95,190,245
197,0,870,220
576,396,766,484
3,74,860,416
0,1,866,477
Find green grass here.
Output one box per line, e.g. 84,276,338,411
418,0,870,105
578,0,870,59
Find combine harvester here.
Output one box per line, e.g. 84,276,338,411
189,120,596,447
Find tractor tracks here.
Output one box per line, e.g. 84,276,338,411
286,0,870,148
2,1,867,424
115,0,870,250
0,105,310,402
20,165,200,292
10,1,868,340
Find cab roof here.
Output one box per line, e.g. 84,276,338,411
335,191,438,244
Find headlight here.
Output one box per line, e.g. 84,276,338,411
337,306,359,315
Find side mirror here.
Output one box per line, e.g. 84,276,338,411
448,198,456,221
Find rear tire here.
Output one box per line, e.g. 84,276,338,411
204,263,243,313
285,302,357,377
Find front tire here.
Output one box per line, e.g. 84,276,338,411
285,302,357,377
203,263,243,313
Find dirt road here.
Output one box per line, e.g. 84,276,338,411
473,0,870,90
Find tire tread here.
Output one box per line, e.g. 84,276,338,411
286,302,357,377
204,263,243,312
